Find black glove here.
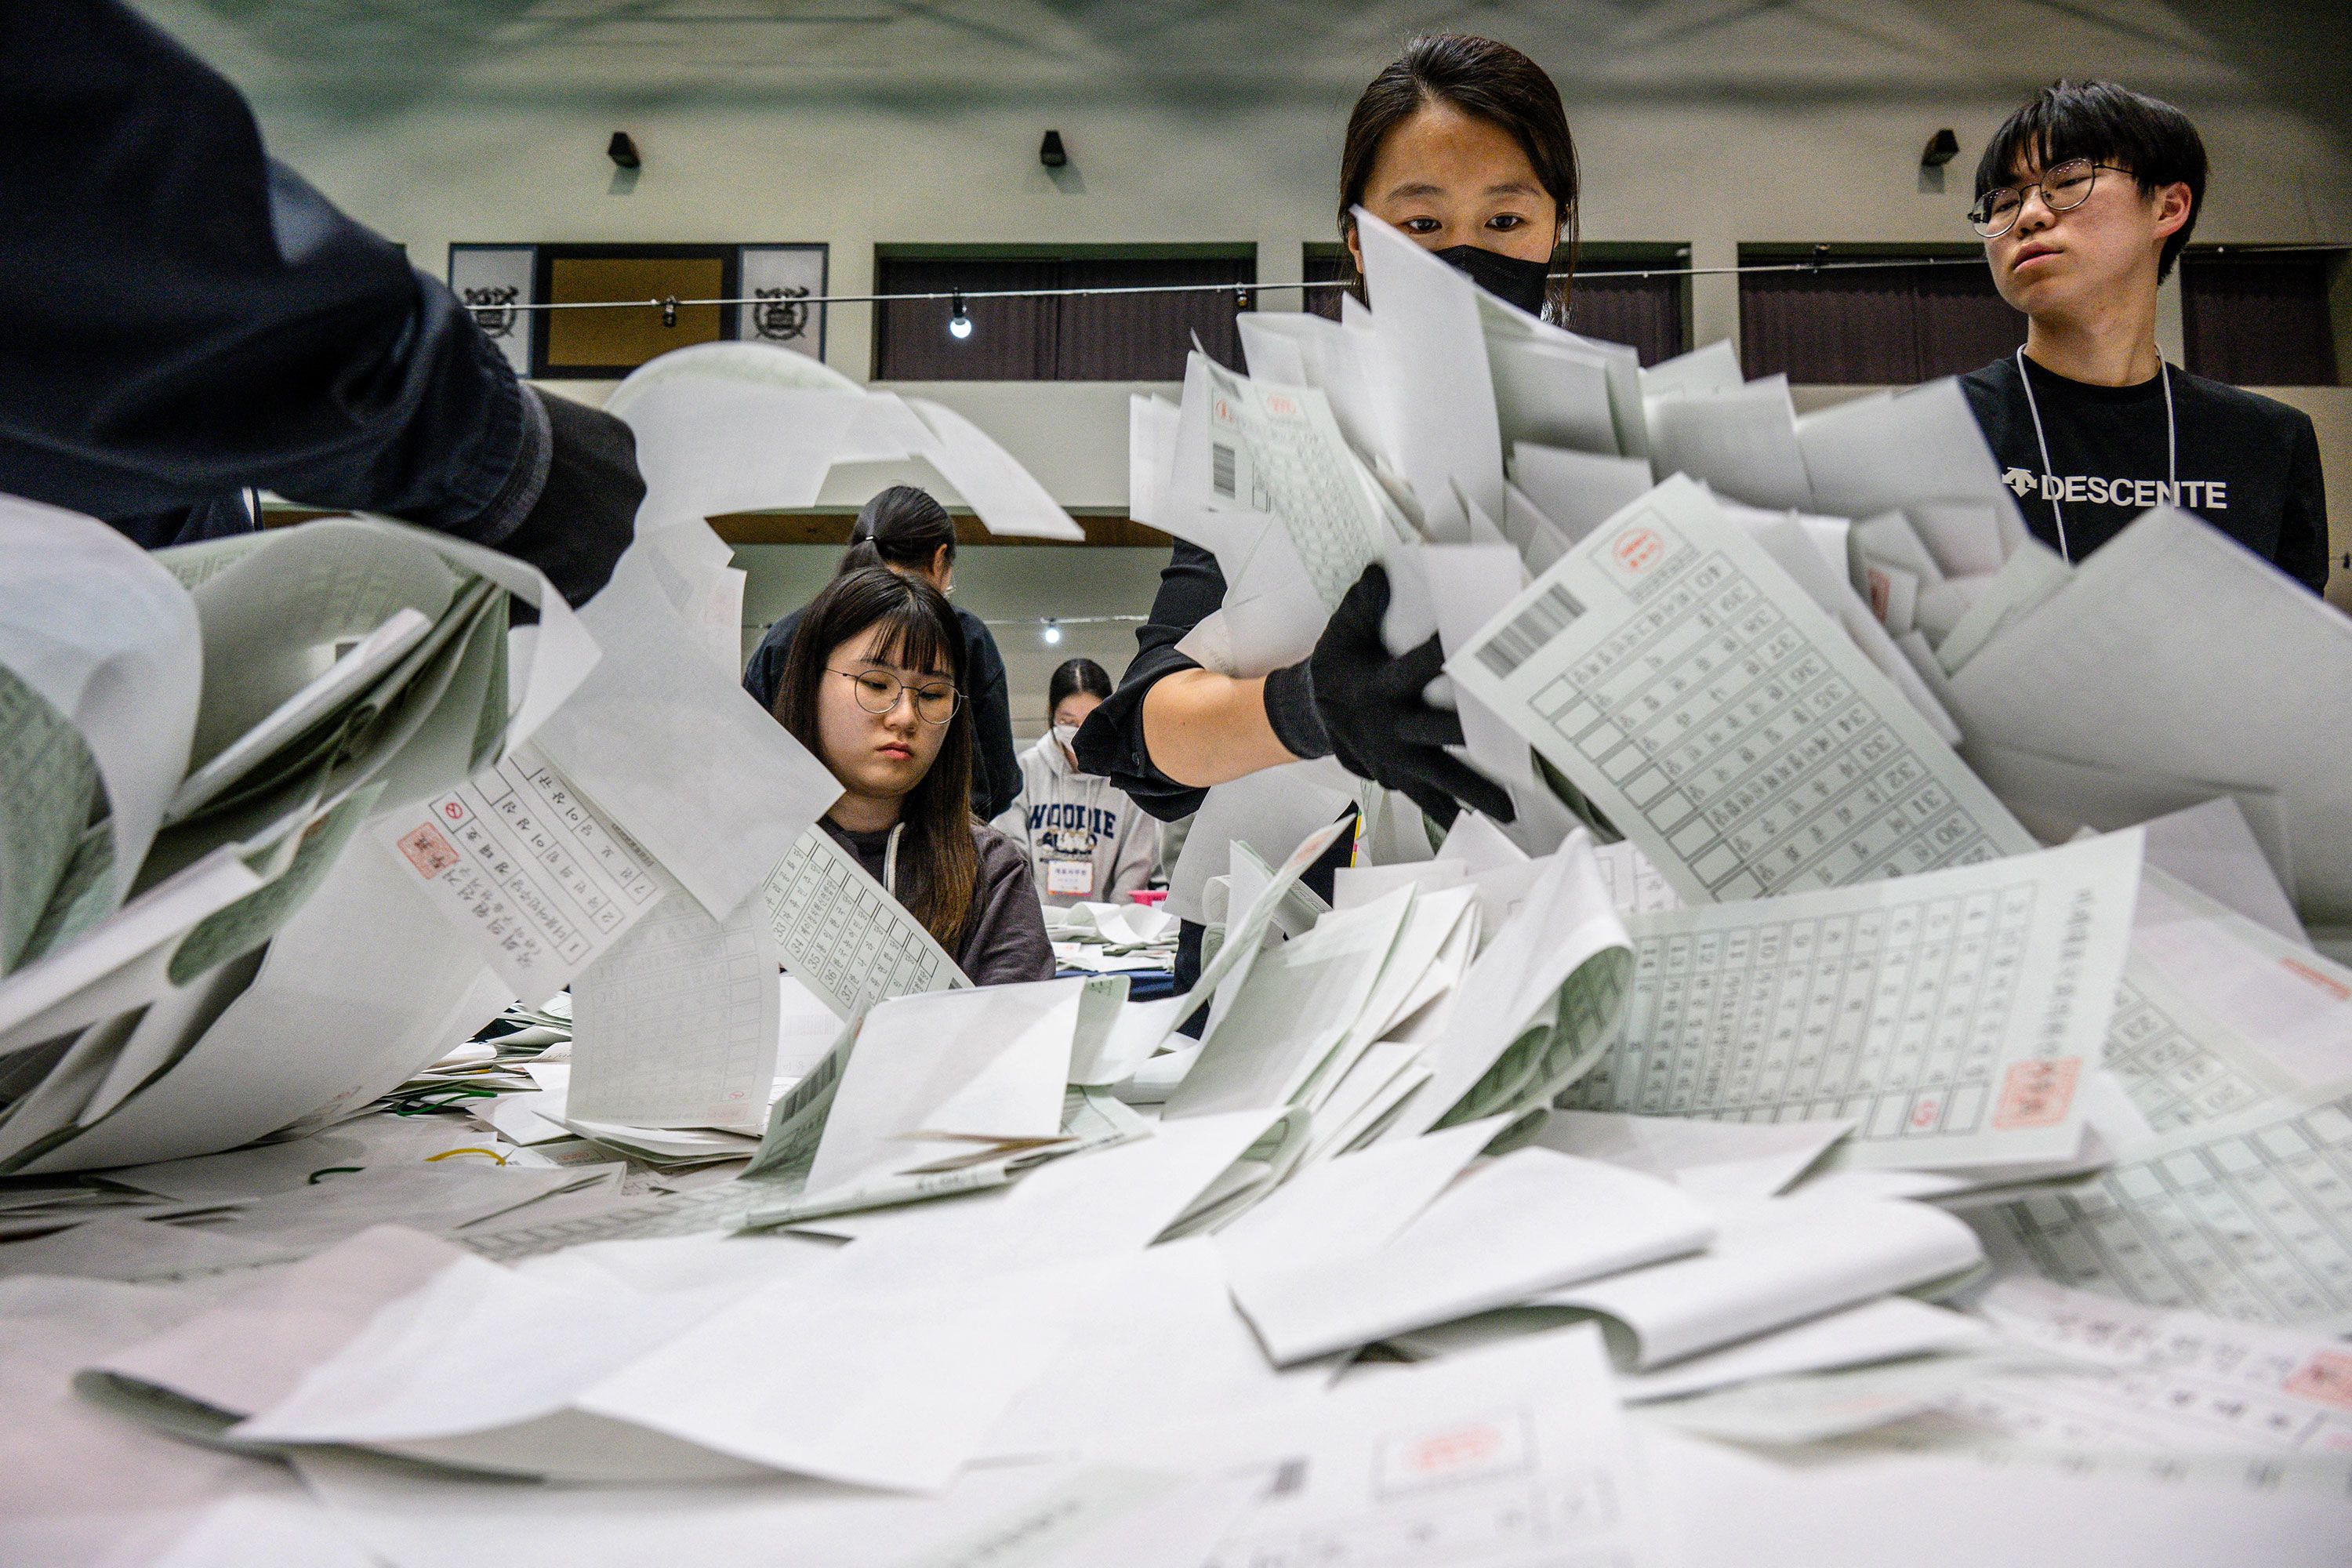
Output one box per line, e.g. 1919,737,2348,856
1261,563,1515,828
490,387,644,607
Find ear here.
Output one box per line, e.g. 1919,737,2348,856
1344,218,1363,280
2150,180,2193,241
931,543,953,583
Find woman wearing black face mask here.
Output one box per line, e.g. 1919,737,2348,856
1338,34,1579,320
1076,34,1577,997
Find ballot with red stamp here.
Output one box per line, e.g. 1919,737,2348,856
1995,1055,2082,1130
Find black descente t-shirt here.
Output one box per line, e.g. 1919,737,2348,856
1958,354,2329,593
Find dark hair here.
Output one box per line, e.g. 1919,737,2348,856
1047,657,1112,717
772,565,980,950
1975,80,2207,282
840,485,956,577
1337,34,1581,316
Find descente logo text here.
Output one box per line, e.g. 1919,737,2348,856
2002,467,2228,510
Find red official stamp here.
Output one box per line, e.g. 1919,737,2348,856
1613,527,1664,575
1995,1056,2081,1129
2286,1349,2352,1411
395,822,460,879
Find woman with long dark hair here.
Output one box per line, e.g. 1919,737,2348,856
745,485,1021,819
1076,34,1577,989
771,564,1051,985
991,657,1156,909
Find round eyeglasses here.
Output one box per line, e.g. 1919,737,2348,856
1969,159,2128,239
829,667,960,725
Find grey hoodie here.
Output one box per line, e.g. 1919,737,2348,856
990,734,1156,909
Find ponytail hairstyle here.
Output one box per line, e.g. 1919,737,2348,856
840,485,958,579
1047,656,1113,719
772,565,981,950
1337,34,1581,318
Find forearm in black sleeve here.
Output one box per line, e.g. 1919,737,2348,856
1073,541,1229,822
0,0,542,543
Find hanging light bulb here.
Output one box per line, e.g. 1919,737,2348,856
1041,619,1062,646
947,291,973,340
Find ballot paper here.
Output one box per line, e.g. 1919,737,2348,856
1451,477,2035,907
1098,1328,1661,1568
1381,832,1633,1141
1534,1195,1984,1368
0,501,203,925
1590,838,1682,913
1357,210,1502,536
756,825,970,1022
801,980,1085,1194
1185,356,1390,610
1610,1294,1991,1403
2132,867,2352,1089
534,543,841,924
1509,442,1655,550
376,744,663,995
1949,506,2352,924
1569,833,2140,1170
1792,377,2028,542
2100,957,2299,1134
568,867,781,1132
1646,376,1813,512
1163,885,1414,1120
1228,1146,1713,1365
1486,335,1621,459
1976,1076,2352,1328
1534,1109,1852,1207
1951,1276,2352,1462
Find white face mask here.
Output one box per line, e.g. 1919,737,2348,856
1051,724,1080,752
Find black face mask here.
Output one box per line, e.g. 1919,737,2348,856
1431,245,1552,316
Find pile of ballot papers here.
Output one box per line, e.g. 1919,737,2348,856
5,234,2352,1564
1047,899,1180,975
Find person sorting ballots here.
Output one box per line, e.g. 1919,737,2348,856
0,0,642,606
1075,33,1576,989
768,564,1054,987
993,659,1156,911
744,487,1023,819
1958,80,2328,591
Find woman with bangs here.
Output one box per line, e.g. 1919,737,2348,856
770,564,1054,986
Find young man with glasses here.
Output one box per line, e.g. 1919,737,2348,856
1959,80,2328,592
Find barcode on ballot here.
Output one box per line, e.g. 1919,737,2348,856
1211,442,1237,499
1476,583,1584,677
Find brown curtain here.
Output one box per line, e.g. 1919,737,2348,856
1058,256,1250,378
1740,258,2020,383
873,256,1250,381
1569,274,1686,366
2183,256,2339,387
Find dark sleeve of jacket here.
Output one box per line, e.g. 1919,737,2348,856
742,608,804,716
1072,541,1227,823
0,0,544,549
956,826,1057,986
960,611,1022,821
2279,412,2332,596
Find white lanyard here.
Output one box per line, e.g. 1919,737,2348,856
2015,346,2175,564
882,822,904,898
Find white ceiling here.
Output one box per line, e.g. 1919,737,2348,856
140,0,2349,125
